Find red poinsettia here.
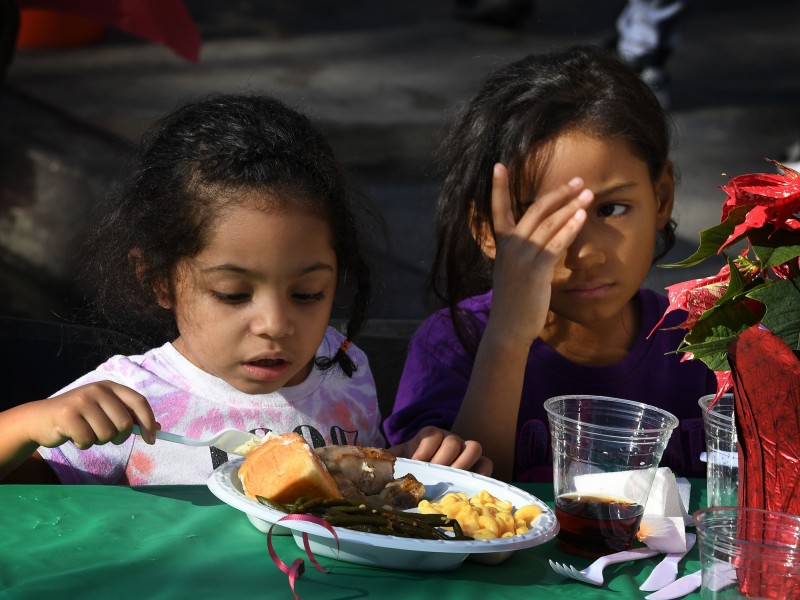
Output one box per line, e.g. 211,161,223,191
659,159,800,524
651,264,732,333
659,159,800,400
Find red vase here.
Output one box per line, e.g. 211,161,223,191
728,325,800,515
727,325,800,596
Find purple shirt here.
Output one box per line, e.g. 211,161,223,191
384,289,716,482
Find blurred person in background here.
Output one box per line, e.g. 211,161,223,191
613,0,691,109
455,0,691,108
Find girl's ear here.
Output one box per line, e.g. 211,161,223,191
469,204,497,259
129,248,172,309
153,278,173,310
654,161,676,229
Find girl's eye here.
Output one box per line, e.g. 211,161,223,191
212,292,251,304
293,292,325,303
597,203,628,218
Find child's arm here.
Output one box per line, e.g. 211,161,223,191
450,164,593,481
387,425,493,475
0,381,159,483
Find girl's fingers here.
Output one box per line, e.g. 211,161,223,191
539,201,589,260
515,178,592,241
445,439,487,472
388,427,491,475
490,163,517,240
47,381,157,447
414,428,485,471
108,382,158,443
77,396,135,446
404,426,446,462
63,417,101,450
469,456,494,477
490,163,592,253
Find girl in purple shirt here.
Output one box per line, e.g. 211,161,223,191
385,45,716,482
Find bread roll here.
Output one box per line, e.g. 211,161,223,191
238,432,342,503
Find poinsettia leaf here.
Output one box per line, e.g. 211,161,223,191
722,165,800,251
718,255,747,300
679,300,762,368
660,206,748,268
724,171,800,206
676,338,729,372
768,158,800,179
752,243,800,269
747,277,800,352
701,258,762,313
722,205,772,250
747,226,800,248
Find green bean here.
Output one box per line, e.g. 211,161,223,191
323,514,393,528
369,504,434,520
255,496,291,513
449,518,467,539
345,524,397,535
391,521,450,540
317,498,363,509
255,494,474,541
325,504,373,514
293,497,327,513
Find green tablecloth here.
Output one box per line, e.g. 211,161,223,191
0,481,706,599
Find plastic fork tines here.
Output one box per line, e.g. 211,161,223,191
550,547,660,586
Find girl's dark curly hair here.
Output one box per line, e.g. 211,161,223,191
80,93,374,377
431,44,677,354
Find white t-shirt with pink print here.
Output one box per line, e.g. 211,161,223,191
38,327,384,485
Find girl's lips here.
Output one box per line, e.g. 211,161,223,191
564,283,615,299
242,358,291,381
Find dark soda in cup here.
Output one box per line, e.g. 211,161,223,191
554,493,644,558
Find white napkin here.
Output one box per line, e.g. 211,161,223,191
572,467,690,553
645,468,692,525
638,468,692,553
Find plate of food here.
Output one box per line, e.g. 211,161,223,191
206,433,558,571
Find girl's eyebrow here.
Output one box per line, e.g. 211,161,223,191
592,181,638,198
201,262,335,276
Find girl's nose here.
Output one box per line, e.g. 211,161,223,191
250,297,293,339
564,225,606,270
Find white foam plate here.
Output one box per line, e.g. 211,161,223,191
207,457,558,571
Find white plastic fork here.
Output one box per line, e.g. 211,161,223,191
131,425,264,456
549,547,661,586
639,533,697,591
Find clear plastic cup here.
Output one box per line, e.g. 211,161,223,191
544,395,679,558
699,394,738,508
694,507,800,599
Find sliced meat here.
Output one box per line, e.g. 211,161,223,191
314,445,396,496
374,474,426,510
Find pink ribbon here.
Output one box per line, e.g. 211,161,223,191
267,514,340,600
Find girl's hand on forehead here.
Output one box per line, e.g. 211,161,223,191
489,163,593,344
27,381,160,449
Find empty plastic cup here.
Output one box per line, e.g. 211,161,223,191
694,506,800,598
544,395,678,558
699,394,738,508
